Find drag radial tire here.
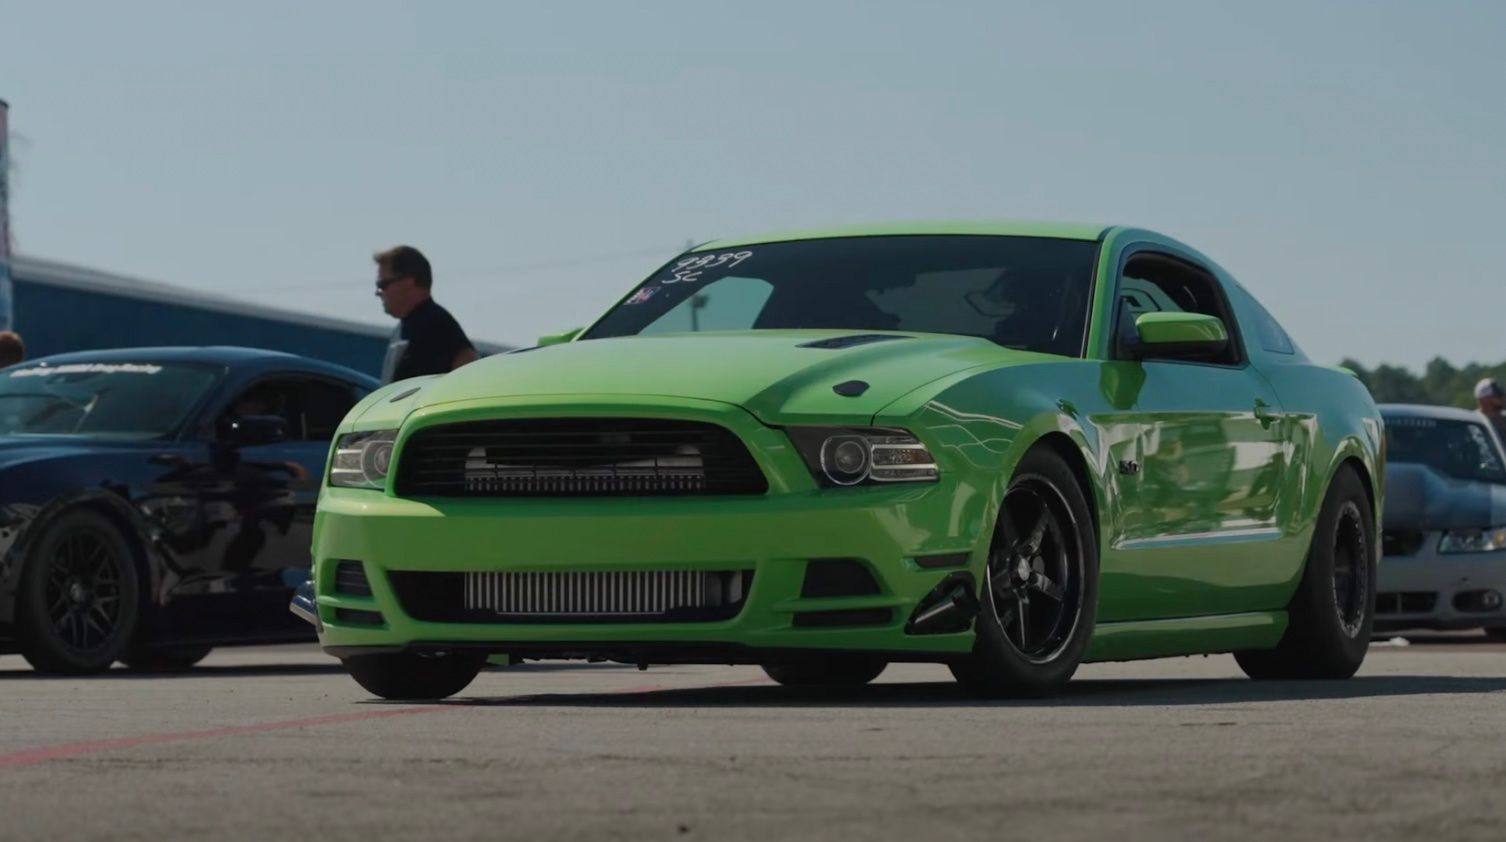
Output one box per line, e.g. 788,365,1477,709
1235,465,1376,681
342,651,489,700
121,645,214,672
761,656,888,687
16,509,143,675
950,447,1099,698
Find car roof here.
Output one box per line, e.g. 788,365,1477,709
694,220,1113,250
16,346,378,386
1378,403,1487,423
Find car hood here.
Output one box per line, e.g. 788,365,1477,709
405,330,1045,424
1383,462,1506,531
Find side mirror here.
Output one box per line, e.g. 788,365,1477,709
221,414,289,446
537,327,583,347
1122,312,1229,361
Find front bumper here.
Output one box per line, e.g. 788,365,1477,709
303,398,992,661
1376,540,1506,631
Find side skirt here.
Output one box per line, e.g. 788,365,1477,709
1084,611,1287,663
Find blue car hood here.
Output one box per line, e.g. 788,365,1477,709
1383,462,1506,531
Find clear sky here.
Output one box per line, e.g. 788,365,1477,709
2,0,1502,368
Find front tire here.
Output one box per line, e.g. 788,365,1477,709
1235,464,1375,680
761,656,887,687
950,447,1099,698
342,651,488,700
16,509,142,675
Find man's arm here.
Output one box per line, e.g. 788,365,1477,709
452,347,480,370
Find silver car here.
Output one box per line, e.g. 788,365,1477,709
1377,404,1506,638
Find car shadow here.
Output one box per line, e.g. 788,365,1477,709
421,674,1506,709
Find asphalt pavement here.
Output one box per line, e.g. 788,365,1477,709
2,636,1504,842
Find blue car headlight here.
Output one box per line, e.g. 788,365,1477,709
787,427,939,487
330,430,398,490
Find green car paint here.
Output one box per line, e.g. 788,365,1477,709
306,222,1382,669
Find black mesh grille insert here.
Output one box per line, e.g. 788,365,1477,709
395,418,768,498
1376,591,1438,615
333,561,373,596
387,570,753,624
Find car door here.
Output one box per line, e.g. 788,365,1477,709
167,373,361,639
1094,250,1291,622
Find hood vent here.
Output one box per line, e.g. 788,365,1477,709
797,334,911,350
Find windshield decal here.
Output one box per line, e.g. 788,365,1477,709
660,250,754,285
9,362,165,378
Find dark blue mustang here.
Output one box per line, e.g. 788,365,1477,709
0,347,378,673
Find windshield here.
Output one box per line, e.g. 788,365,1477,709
1384,414,1506,484
0,361,221,439
583,235,1099,356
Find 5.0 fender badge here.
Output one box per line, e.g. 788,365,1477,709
1118,460,1141,476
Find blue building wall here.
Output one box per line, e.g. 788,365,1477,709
13,275,392,377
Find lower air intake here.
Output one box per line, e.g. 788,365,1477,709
388,570,753,624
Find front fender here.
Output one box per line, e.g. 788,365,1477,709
0,483,163,626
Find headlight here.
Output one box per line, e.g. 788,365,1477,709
330,430,398,489
788,427,939,487
1438,526,1506,554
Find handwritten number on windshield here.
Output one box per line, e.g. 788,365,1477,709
661,251,753,284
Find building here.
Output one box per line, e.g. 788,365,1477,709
9,255,507,377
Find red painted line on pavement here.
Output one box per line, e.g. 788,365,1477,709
0,706,444,770
0,676,771,770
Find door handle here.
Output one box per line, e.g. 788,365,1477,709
1253,398,1277,429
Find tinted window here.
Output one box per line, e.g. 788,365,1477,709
1245,296,1295,355
1117,254,1242,366
1384,415,1506,484
0,361,220,438
586,235,1099,357
221,377,358,442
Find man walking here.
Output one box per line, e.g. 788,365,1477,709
373,246,479,383
1475,377,1506,446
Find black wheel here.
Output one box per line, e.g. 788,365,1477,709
342,651,488,700
950,447,1098,698
761,656,887,687
16,509,142,675
1235,465,1375,680
122,645,214,672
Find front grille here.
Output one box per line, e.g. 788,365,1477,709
395,418,768,498
1382,530,1425,558
388,570,753,624
1376,591,1438,615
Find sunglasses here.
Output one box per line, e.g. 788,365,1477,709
374,276,409,294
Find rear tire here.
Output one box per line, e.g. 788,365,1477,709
1235,464,1375,680
122,645,214,672
342,651,488,700
761,656,887,687
16,509,142,675
950,447,1099,698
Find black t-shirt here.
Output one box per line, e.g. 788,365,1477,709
382,298,474,383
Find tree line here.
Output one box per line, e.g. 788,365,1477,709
1339,357,1506,408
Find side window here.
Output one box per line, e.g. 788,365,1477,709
301,380,360,441
1244,294,1296,355
221,377,358,442
1117,254,1243,366
639,276,773,335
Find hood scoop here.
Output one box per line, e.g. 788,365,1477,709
797,334,912,350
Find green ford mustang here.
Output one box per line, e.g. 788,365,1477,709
292,222,1384,700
